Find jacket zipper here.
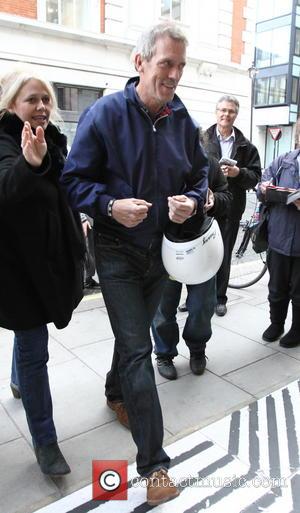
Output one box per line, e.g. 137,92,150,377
138,108,170,228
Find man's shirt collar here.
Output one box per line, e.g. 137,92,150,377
216,127,235,142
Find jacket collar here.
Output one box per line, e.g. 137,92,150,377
123,76,187,115
279,148,300,164
207,123,248,146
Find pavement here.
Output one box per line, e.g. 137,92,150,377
1,270,300,513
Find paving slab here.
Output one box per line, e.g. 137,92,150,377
49,309,113,349
175,323,277,375
0,381,31,439
51,422,137,496
213,302,271,344
0,438,59,513
272,340,300,360
158,370,254,435
0,402,21,445
225,352,300,398
72,339,114,380
207,325,277,375
47,338,76,367
0,359,113,443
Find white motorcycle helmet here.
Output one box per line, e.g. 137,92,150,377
162,216,224,285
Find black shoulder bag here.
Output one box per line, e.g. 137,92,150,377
251,202,269,254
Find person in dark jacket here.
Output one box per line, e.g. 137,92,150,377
258,150,300,347
205,95,261,316
61,23,208,506
152,133,232,380
0,68,84,476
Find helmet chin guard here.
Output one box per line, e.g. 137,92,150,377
162,217,224,285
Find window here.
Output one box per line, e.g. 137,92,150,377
256,31,272,68
161,0,182,21
255,77,269,105
255,75,287,106
56,86,102,112
256,25,290,68
292,77,299,104
45,0,100,32
55,84,103,144
295,28,300,56
257,0,292,22
269,75,287,103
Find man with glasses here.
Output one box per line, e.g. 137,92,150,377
204,95,261,316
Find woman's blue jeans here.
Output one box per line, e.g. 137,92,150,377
94,232,170,477
11,325,57,447
152,276,216,358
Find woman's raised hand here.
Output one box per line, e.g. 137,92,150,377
21,121,47,167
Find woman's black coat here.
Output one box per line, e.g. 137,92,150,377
0,113,84,330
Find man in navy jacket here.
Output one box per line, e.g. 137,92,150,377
62,22,208,506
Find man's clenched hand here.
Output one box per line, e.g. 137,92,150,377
111,198,152,228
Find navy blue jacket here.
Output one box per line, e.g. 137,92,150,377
258,150,300,257
61,77,208,248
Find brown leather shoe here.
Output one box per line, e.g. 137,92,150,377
107,399,130,429
146,469,180,506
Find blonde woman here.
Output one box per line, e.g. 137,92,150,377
0,68,84,476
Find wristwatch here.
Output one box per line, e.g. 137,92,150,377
107,199,116,217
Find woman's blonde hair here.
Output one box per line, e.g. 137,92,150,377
0,66,61,123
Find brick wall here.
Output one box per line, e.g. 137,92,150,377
0,0,37,19
231,0,246,64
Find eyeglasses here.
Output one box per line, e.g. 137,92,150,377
217,108,237,115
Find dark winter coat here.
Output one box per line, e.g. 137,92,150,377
206,155,232,223
205,124,261,220
258,150,300,257
0,113,84,330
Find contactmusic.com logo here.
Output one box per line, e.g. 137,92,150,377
92,460,128,501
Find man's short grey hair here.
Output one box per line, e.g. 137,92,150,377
216,95,239,114
134,22,188,61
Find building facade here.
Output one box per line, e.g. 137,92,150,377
0,0,256,145
254,0,300,166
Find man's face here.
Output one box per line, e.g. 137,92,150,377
216,101,238,132
135,35,186,113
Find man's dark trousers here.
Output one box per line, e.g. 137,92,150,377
216,216,240,305
94,232,170,477
152,277,216,357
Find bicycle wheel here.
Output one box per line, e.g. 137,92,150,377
228,223,268,289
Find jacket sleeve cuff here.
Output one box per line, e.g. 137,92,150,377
185,191,204,212
99,195,116,216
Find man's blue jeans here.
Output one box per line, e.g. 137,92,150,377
152,277,216,358
11,325,57,447
94,232,169,477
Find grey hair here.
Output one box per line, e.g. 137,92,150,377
216,95,239,114
0,66,61,123
134,22,188,61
